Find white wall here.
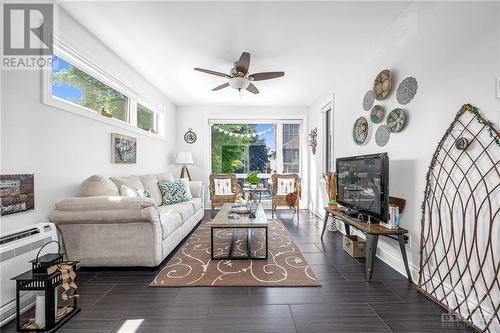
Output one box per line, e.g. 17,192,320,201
176,106,309,206
0,8,177,233
308,1,500,280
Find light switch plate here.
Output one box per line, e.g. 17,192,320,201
497,78,500,98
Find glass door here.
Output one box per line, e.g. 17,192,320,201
210,120,302,202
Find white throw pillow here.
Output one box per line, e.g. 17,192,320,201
277,178,295,195
180,178,193,199
214,178,233,195
120,184,152,199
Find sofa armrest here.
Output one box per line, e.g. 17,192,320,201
50,196,159,225
189,181,203,198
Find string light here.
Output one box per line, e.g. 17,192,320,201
212,125,273,139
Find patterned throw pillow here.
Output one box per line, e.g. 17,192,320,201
158,179,190,205
277,178,295,195
214,178,233,195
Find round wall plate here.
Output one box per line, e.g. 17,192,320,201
370,105,385,123
375,125,390,146
373,69,393,100
353,116,369,145
363,90,375,111
387,108,407,133
396,77,418,105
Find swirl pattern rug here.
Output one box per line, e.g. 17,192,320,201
150,219,320,287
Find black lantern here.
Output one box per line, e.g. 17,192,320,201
12,241,80,332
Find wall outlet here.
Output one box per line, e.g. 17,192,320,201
497,78,500,98
404,234,411,248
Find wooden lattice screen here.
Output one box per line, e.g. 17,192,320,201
418,104,500,332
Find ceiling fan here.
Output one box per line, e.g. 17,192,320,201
194,52,284,94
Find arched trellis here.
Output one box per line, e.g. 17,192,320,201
418,104,499,332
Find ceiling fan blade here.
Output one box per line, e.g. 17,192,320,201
212,82,229,91
235,52,251,74
249,72,285,81
246,83,259,94
194,67,230,78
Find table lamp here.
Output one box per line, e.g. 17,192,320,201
176,152,194,180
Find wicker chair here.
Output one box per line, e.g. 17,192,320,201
271,174,301,218
209,173,240,217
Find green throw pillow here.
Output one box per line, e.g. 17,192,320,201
158,179,190,205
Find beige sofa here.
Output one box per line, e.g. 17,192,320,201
50,172,204,267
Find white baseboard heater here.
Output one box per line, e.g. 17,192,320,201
0,223,59,327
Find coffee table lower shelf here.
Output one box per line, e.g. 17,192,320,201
210,226,268,260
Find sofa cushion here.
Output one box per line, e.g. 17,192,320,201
110,176,143,195
77,175,119,197
185,197,203,212
155,172,174,182
159,212,183,239
140,174,163,205
158,179,190,205
159,202,195,222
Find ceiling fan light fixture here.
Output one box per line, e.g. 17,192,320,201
229,76,250,91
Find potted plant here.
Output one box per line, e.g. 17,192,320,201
100,106,112,118
246,171,260,189
328,199,338,210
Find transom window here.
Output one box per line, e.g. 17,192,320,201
45,52,163,136
52,56,129,122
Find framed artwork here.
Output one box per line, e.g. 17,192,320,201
111,133,137,164
0,174,34,216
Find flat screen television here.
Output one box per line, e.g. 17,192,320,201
336,153,389,222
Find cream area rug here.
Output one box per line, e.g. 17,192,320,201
150,219,320,287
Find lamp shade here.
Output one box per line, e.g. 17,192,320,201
176,152,194,165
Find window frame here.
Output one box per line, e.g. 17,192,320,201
208,119,304,178
42,42,165,140
321,98,334,175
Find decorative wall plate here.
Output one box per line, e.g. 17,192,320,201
184,128,197,144
396,77,418,105
370,105,385,123
353,116,369,145
375,125,390,146
362,90,375,111
386,108,407,133
373,69,392,100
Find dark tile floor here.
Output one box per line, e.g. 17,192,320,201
3,210,473,333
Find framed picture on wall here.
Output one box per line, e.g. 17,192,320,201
0,174,34,216
111,133,137,164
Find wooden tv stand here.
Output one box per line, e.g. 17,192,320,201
321,207,412,283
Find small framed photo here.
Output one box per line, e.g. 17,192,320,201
111,133,137,164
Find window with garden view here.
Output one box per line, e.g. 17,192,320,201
211,122,302,199
51,55,159,134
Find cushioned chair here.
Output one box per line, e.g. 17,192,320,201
271,173,301,218
209,173,240,217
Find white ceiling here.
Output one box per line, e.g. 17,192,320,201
60,1,411,107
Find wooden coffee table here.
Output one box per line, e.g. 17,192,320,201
208,203,268,260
